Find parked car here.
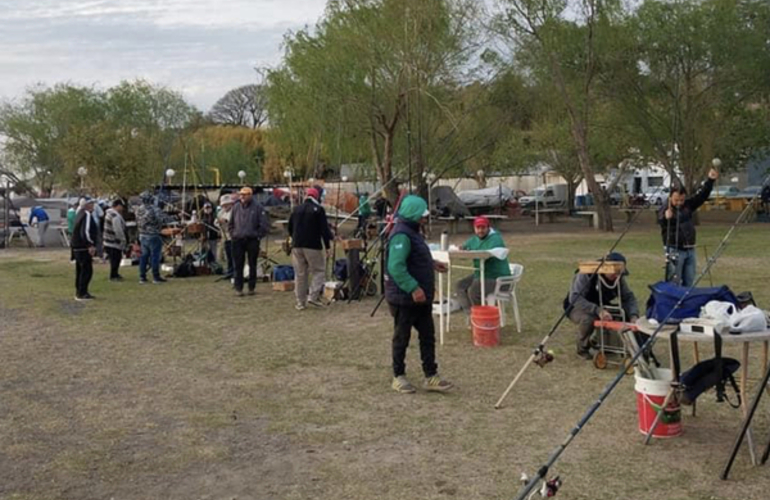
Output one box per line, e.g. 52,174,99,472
643,186,669,206
519,184,569,209
709,186,740,199
730,186,763,199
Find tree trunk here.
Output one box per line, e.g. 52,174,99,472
381,131,399,205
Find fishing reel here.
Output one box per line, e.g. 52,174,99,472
520,474,562,498
541,476,562,497
533,346,555,368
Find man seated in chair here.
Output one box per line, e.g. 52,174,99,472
564,252,639,360
456,216,511,319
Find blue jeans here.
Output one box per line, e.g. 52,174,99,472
665,247,697,288
139,234,163,280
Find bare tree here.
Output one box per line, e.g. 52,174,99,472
208,85,268,128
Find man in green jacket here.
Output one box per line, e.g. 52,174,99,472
456,215,511,317
385,195,453,394
357,192,372,235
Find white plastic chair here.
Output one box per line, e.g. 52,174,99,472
488,263,524,332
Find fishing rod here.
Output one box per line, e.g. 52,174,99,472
494,180,670,409
513,169,769,500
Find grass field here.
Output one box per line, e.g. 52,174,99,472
1,220,769,500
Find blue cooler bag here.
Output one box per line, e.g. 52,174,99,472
645,281,738,324
273,265,295,282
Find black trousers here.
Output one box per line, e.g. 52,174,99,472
105,247,122,279
232,238,260,291
389,303,438,378
74,249,93,297
224,240,233,275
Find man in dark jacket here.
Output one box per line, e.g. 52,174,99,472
135,191,166,284
229,186,269,296
658,168,718,287
564,252,639,359
71,197,99,300
385,195,453,394
288,188,333,309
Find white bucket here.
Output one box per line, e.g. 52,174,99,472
634,367,682,438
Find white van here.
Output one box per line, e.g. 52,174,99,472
519,184,569,209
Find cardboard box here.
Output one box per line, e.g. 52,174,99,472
578,260,625,275
341,239,365,250
273,281,295,292
324,281,343,301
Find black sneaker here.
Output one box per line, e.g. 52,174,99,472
235,290,245,297
247,289,256,296
576,349,593,360
139,278,148,285
153,277,167,284
110,276,124,282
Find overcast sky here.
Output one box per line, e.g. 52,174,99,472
0,0,328,112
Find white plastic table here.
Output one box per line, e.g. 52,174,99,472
637,318,770,464
431,249,495,345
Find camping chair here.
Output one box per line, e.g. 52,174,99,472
487,263,524,332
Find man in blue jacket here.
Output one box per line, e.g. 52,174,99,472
29,206,49,247
385,195,453,394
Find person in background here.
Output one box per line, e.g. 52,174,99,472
357,192,372,236
200,201,220,264
67,203,77,260
455,215,511,318
71,198,98,301
135,192,166,284
229,186,270,297
288,187,333,310
374,195,391,220
563,252,639,359
28,205,49,247
658,168,718,287
385,195,453,394
103,199,127,282
93,200,106,258
216,194,235,276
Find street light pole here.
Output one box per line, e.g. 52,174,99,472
77,166,87,193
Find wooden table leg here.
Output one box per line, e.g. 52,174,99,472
692,342,700,417
741,343,758,465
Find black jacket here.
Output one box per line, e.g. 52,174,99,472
71,210,99,250
229,200,269,240
288,199,333,250
658,178,714,249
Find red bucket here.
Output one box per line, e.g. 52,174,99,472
634,368,682,438
470,305,500,347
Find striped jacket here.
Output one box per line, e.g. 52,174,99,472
103,208,127,250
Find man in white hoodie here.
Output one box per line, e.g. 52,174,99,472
103,199,127,282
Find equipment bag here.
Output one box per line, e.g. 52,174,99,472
680,333,740,407
273,265,295,282
645,281,738,324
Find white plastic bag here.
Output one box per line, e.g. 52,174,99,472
729,305,768,333
701,301,736,323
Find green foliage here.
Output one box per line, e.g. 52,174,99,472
0,80,200,197
266,0,482,200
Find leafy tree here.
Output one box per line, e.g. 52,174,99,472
604,0,770,192
0,84,104,195
266,0,480,203
493,0,627,230
208,84,268,129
